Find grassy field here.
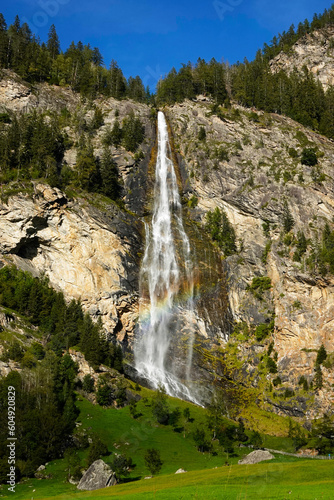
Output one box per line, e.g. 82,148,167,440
16,460,334,500
1,388,331,500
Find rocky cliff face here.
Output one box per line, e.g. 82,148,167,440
0,184,142,343
0,71,157,345
269,27,334,90
166,100,334,417
1,70,334,418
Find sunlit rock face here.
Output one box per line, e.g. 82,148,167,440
0,184,142,342
1,69,334,416
270,27,334,91
166,99,334,416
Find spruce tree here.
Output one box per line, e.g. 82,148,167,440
316,344,327,366
99,147,120,199
0,14,8,67
47,24,60,60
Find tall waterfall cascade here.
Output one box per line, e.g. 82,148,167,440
134,111,200,404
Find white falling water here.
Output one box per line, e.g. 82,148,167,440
134,111,199,403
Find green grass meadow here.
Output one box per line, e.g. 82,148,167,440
2,389,333,500
15,461,334,500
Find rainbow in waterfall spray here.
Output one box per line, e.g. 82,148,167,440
134,111,200,404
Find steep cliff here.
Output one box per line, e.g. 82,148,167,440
0,184,142,344
166,100,334,417
270,26,334,90
1,69,334,419
0,71,155,346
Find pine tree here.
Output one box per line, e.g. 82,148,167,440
110,119,122,147
316,344,327,366
0,14,8,67
109,60,126,99
76,141,98,190
122,112,144,152
47,24,60,60
144,449,163,475
99,147,120,199
127,75,146,102
314,365,323,389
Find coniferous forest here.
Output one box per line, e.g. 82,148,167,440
0,14,149,101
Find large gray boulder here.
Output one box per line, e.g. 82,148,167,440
77,460,117,491
238,450,274,465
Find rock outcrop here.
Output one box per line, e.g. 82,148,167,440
238,450,274,465
0,184,142,342
167,99,334,417
77,460,116,490
270,27,334,91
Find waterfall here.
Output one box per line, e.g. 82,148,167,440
134,111,199,404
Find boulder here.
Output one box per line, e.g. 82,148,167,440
175,468,187,474
77,460,117,491
238,450,274,465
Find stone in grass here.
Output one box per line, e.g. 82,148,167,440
238,450,274,465
77,460,117,491
175,468,187,474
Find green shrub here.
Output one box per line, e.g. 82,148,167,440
284,388,295,398
83,374,95,393
87,435,108,466
188,195,198,208
20,352,37,369
255,320,274,341
311,167,325,183
96,379,113,406
316,344,327,366
193,427,212,453
246,276,272,300
216,146,229,162
295,131,309,147
205,207,237,256
144,448,163,475
152,386,170,425
282,200,294,233
301,147,318,166
267,342,274,356
233,321,250,338
283,170,292,183
111,454,134,481
267,357,278,373
283,233,293,246
262,241,272,264
248,111,260,122
298,375,309,391
234,140,243,151
293,231,308,261
262,221,271,237
0,113,11,123
248,430,263,448
288,147,298,158
5,340,24,361
30,342,45,360
198,126,206,141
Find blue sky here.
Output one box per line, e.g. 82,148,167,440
2,0,332,88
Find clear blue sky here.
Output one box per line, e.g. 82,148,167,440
1,0,332,88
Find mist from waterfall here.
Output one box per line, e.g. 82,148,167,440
134,111,199,404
